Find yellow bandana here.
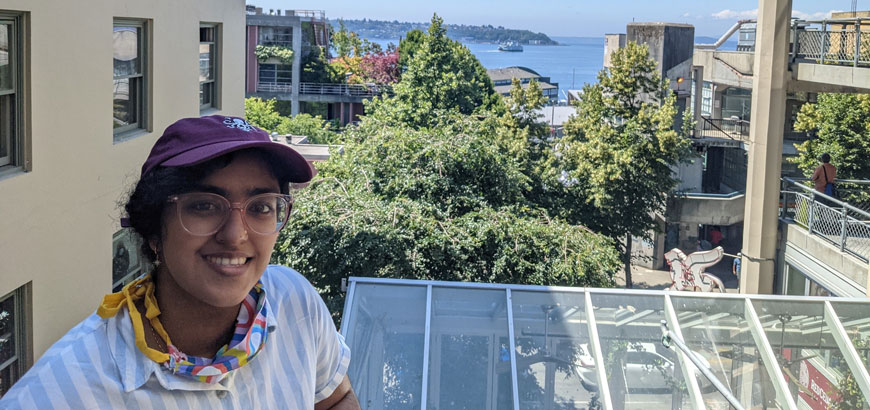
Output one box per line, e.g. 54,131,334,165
98,274,171,363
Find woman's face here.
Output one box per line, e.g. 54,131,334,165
157,151,282,308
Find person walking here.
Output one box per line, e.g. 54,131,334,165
812,153,837,197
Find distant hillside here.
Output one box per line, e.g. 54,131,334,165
330,18,558,45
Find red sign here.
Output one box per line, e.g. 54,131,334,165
796,359,840,410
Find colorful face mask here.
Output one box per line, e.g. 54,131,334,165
98,274,269,384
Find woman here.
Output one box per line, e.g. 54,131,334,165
0,116,359,409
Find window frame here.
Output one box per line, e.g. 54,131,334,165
0,11,25,175
0,283,32,398
199,23,220,112
112,18,148,140
257,26,292,47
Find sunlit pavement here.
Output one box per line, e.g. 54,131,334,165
617,262,739,293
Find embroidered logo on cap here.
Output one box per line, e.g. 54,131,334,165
223,117,254,132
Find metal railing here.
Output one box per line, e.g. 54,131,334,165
780,177,870,262
696,117,750,140
792,18,870,67
257,82,292,93
298,82,394,97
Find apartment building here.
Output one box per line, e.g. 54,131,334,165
0,0,245,396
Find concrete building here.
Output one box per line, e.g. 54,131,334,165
244,7,385,125
487,66,560,103
602,34,626,68
0,0,246,396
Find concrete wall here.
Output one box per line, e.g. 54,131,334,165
693,50,754,89
627,23,694,75
603,33,626,68
781,222,869,297
670,194,746,225
0,0,245,360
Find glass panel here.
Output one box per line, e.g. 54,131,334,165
511,290,600,409
831,301,870,409
785,264,807,296
113,78,138,129
0,94,12,166
753,300,869,409
200,83,213,107
258,27,292,46
0,362,18,397
428,287,511,410
113,26,140,77
591,293,691,409
0,23,11,91
199,26,214,43
673,296,777,408
344,284,427,410
199,43,214,82
0,295,15,365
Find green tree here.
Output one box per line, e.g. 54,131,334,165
275,113,338,145
368,14,500,129
300,46,341,83
330,20,361,58
397,29,425,70
557,42,692,288
244,97,282,132
792,93,870,181
272,113,621,318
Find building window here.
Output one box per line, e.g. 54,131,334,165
258,63,292,84
701,82,713,117
257,27,292,47
199,24,218,111
0,284,30,398
113,19,147,139
0,12,23,171
112,229,147,292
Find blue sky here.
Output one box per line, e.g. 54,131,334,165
251,0,859,37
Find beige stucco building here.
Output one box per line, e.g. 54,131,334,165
0,0,246,393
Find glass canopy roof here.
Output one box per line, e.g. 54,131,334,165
340,277,870,410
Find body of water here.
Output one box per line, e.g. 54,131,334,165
367,36,605,100
367,36,737,101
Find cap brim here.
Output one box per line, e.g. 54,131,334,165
160,140,314,183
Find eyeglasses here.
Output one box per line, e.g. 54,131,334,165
167,192,294,236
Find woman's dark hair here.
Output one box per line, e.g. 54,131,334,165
124,149,291,262
820,153,831,163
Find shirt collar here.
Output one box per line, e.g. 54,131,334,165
105,296,276,392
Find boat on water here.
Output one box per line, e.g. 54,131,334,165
498,41,523,52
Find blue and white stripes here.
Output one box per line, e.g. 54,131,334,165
0,266,350,410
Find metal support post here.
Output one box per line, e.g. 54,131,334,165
505,289,520,410
855,22,861,67
744,299,798,408
420,285,433,410
823,301,870,402
821,21,827,63
663,295,705,409
808,196,815,234
840,207,849,251
584,292,613,410
659,320,744,410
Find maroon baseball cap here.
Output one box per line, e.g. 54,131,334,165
140,115,314,183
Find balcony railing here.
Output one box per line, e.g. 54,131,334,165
780,177,870,262
257,82,292,93
696,117,750,141
298,82,394,97
792,18,870,67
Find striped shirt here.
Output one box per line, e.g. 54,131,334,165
0,266,350,409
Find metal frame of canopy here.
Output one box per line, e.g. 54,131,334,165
340,277,870,410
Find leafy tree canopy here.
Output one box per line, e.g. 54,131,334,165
793,93,870,181
244,97,339,144
557,42,692,287
398,29,425,70
272,113,622,315
367,14,500,129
